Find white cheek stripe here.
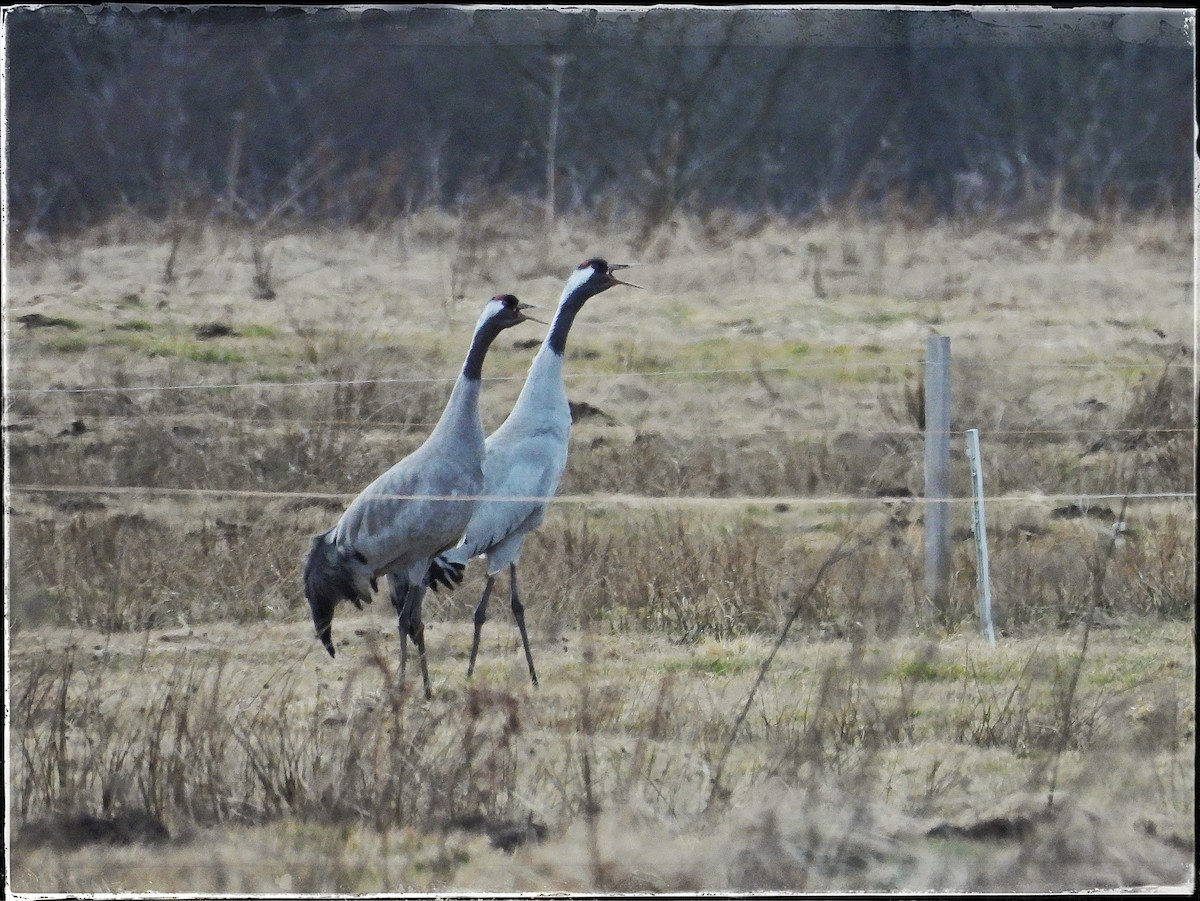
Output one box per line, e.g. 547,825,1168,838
475,298,507,330
564,266,594,296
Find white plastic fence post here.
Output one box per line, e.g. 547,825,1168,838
924,336,952,610
965,428,996,645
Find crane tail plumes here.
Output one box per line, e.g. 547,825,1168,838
303,531,373,657
427,552,467,593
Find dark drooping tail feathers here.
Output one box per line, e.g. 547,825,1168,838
427,554,466,593
303,531,373,658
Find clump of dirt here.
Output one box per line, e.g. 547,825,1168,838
18,313,80,329
503,785,1193,893
194,322,240,340
1051,502,1117,521
931,792,1194,892
447,813,548,852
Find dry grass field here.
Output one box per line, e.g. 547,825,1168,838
4,203,1196,893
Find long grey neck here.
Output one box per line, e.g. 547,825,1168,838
431,321,501,437
461,322,501,381
545,289,590,357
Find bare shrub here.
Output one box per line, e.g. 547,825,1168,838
1113,357,1194,447
564,433,921,500
1104,511,1196,618
10,646,531,836
9,507,303,632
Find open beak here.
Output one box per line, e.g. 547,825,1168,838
517,302,549,325
607,264,642,290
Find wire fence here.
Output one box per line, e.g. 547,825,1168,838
4,357,1190,437
3,409,1193,439
7,483,1195,508
6,354,1191,515
4,356,1189,396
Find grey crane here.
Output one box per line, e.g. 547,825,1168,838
428,258,638,686
303,293,534,698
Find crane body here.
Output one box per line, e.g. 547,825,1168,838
430,259,638,685
304,294,532,698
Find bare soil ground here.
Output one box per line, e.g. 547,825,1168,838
4,206,1195,892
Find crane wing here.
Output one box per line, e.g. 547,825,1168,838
456,447,566,559
334,449,482,569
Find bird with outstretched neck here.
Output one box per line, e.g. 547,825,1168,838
303,294,533,699
429,258,639,686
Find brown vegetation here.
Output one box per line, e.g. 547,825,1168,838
4,207,1195,892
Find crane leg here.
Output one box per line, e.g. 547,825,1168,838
407,585,432,700
393,582,432,700
388,578,411,680
467,575,496,679
509,564,538,687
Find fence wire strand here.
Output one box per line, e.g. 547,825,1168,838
7,483,1194,508
2,409,1193,439
4,357,1188,396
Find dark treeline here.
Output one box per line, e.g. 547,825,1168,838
6,6,1193,236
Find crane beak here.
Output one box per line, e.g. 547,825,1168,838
516,302,549,325
607,264,642,290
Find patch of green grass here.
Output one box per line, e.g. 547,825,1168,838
892,654,1009,685
143,339,247,364
663,654,754,677
47,335,88,353
257,370,304,383
190,346,245,365
1083,667,1146,692
1081,646,1184,691
862,342,886,354
682,337,745,369
561,335,895,379
116,319,154,332
143,339,185,359
101,333,149,351
895,656,949,683
862,310,907,326
241,323,279,339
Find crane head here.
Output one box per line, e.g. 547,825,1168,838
481,293,539,330
576,258,642,293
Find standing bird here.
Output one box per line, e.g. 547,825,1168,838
303,294,534,699
428,258,639,686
